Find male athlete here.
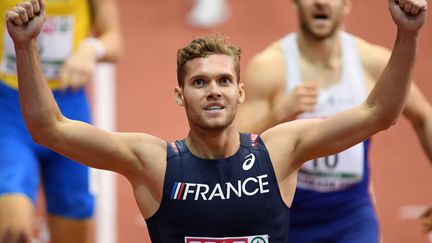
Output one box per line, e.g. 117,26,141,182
237,0,432,242
5,0,428,242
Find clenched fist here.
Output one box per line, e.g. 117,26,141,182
6,0,46,48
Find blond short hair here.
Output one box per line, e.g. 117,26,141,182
176,35,241,87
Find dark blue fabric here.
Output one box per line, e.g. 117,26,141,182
289,140,377,242
146,133,291,243
291,139,371,209
288,200,378,243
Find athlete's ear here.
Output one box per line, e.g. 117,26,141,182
237,82,245,104
343,0,352,15
174,86,184,106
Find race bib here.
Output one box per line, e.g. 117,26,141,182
185,234,269,243
297,142,364,192
294,85,366,192
1,15,74,79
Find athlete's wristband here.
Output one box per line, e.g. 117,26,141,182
83,37,106,60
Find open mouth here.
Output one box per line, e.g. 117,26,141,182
314,13,329,20
204,105,224,111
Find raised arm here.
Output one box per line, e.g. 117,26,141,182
6,0,164,176
404,85,432,162
237,44,317,134
58,0,123,90
360,33,432,163
90,0,123,62
263,0,428,171
236,45,285,133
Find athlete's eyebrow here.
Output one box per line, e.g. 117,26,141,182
188,72,235,81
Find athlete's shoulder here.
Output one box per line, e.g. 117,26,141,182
249,40,285,67
119,132,168,164
244,39,286,88
352,35,390,54
351,34,391,80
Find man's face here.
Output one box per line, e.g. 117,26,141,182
294,0,349,40
175,54,244,132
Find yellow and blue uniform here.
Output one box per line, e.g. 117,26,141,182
0,0,94,219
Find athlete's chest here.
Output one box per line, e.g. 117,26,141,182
159,154,285,242
293,57,367,117
299,57,342,88
167,150,273,202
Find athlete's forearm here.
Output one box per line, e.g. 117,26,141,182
91,0,123,62
365,32,418,129
413,114,432,163
15,41,64,142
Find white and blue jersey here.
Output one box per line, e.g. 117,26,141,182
146,133,291,243
281,32,379,243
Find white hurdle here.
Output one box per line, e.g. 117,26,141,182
92,63,117,243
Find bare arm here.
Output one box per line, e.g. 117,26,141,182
404,85,432,161
237,44,318,133
236,45,285,133
263,0,428,171
89,0,123,62
59,0,123,89
6,0,162,177
360,35,432,163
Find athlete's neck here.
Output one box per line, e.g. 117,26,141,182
185,127,240,160
297,30,341,69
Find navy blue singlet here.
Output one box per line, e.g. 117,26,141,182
146,133,291,243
